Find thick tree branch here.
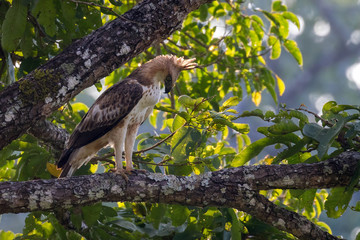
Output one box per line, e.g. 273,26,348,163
1,152,358,239
27,120,68,156
0,0,212,150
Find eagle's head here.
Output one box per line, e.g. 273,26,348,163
139,55,197,93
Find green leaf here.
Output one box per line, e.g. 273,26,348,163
268,119,299,135
231,137,276,166
284,39,303,66
178,95,196,108
273,137,311,164
70,212,83,231
273,14,289,38
325,187,353,218
228,209,244,240
212,114,249,134
240,109,264,119
300,189,317,216
149,204,166,229
199,4,208,21
268,36,281,59
221,96,241,111
262,70,277,103
262,10,280,26
172,114,186,131
0,230,20,240
20,22,33,58
94,81,102,92
82,203,102,227
352,201,360,212
282,11,300,29
102,205,118,217
272,1,287,12
109,0,123,6
303,116,345,158
171,126,201,163
1,0,27,52
170,205,191,226
229,123,250,133
32,0,57,37
251,15,264,26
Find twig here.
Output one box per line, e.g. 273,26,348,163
295,105,334,126
135,131,176,154
183,32,209,49
67,0,148,25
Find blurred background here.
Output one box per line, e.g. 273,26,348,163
243,0,360,239
1,0,360,239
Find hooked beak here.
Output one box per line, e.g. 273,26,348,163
164,84,172,94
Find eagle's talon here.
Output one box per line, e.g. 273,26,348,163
135,169,147,174
113,168,129,182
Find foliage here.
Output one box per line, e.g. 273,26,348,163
0,0,359,239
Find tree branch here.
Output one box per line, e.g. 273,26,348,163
0,0,212,150
27,120,68,157
1,151,358,239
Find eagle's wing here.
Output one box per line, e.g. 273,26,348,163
57,79,143,168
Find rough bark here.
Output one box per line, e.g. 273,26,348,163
1,152,358,239
27,120,68,157
0,0,212,150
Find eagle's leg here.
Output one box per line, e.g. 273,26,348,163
125,124,147,174
125,124,139,172
113,131,129,181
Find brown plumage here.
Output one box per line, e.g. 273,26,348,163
57,55,197,178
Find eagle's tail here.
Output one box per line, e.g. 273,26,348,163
59,162,76,178
57,148,76,178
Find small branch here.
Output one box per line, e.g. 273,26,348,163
68,0,121,17
68,0,148,26
295,105,333,126
135,132,176,154
28,120,69,158
183,32,209,49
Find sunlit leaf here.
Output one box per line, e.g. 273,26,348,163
276,75,285,96
46,162,61,178
325,187,353,219
252,91,262,106
231,137,276,166
221,96,241,110
272,1,287,12
282,11,300,29
172,114,186,131
268,36,281,59
284,39,303,66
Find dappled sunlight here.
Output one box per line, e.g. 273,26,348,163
309,93,335,113
346,62,360,89
313,19,331,37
